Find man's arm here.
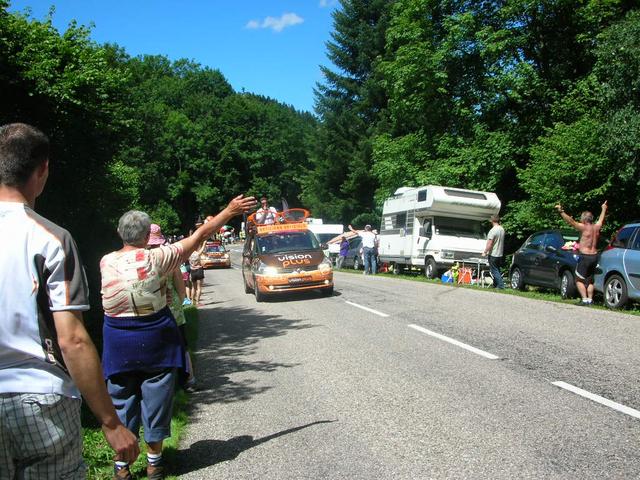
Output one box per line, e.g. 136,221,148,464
596,200,608,226
483,238,494,256
555,204,582,230
54,310,139,464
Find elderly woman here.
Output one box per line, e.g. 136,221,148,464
100,195,255,480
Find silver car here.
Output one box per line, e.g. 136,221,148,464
594,222,640,308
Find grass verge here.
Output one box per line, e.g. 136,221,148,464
84,306,199,479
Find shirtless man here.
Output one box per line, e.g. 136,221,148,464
555,200,608,305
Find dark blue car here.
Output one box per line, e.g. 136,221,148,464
509,230,582,299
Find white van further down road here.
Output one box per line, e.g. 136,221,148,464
378,185,501,278
306,218,344,258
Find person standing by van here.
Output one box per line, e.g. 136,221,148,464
483,214,505,289
337,235,349,269
348,224,377,275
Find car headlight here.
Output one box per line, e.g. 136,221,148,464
257,262,279,276
318,257,333,273
441,250,454,259
223,254,229,259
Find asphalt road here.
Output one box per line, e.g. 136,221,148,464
177,248,640,479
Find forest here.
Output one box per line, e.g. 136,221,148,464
1,0,639,312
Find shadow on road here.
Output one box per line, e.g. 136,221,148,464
172,420,337,476
188,305,319,406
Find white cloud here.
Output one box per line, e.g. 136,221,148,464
319,0,338,7
245,12,304,33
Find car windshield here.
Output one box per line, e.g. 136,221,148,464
433,216,487,239
257,231,320,254
206,245,224,253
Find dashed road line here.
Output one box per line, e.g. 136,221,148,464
552,381,640,420
408,324,501,360
345,301,390,317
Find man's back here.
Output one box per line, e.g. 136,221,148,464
0,201,88,397
577,222,601,254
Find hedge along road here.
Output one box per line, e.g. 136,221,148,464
176,250,640,479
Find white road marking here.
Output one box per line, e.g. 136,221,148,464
345,301,389,317
408,324,501,360
552,381,640,420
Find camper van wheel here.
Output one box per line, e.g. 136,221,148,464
425,258,438,279
392,263,402,275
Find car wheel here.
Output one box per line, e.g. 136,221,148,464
353,256,360,270
392,263,401,275
424,258,438,279
604,274,628,309
510,266,526,291
253,276,265,302
322,286,334,297
560,270,577,299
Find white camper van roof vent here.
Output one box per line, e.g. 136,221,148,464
393,187,414,196
444,188,487,200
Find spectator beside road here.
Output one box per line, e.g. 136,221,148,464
189,238,207,307
0,123,139,478
555,200,608,305
337,235,349,269
100,195,255,480
348,224,378,275
483,214,506,289
146,224,197,392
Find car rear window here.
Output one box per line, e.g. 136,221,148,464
611,227,636,249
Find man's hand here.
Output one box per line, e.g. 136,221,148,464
554,204,563,213
103,423,140,464
602,200,608,210
226,195,257,216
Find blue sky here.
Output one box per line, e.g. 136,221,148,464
8,0,340,113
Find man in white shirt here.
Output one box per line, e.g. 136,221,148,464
0,123,139,478
483,214,506,289
255,196,278,224
348,224,378,274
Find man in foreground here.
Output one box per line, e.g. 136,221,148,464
0,123,139,478
555,200,608,305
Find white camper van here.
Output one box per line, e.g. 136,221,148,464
378,186,501,278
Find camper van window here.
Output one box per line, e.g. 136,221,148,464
417,190,427,202
443,189,487,200
395,213,407,229
433,216,487,239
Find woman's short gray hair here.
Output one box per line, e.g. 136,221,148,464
117,210,151,246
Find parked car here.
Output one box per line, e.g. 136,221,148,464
341,236,364,270
509,230,582,299
594,221,640,308
201,241,231,269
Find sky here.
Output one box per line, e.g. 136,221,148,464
7,0,340,113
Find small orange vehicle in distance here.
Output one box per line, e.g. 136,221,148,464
201,240,231,269
241,209,334,302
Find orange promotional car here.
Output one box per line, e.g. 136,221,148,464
242,209,334,302
201,241,231,269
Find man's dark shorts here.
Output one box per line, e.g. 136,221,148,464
576,253,598,284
